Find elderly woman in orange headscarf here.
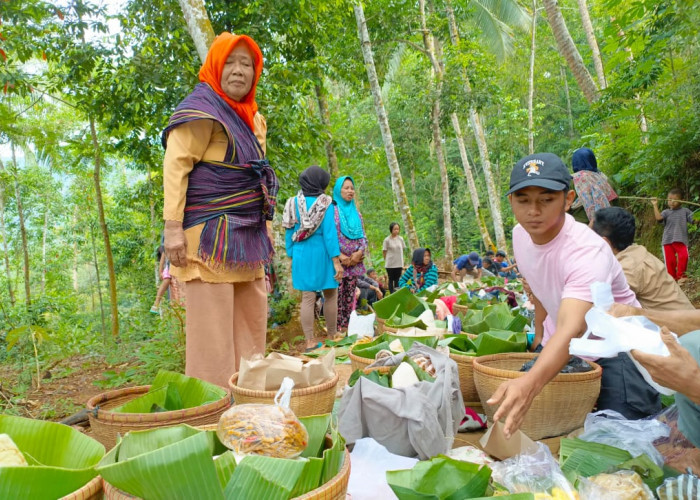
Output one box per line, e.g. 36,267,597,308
162,33,278,387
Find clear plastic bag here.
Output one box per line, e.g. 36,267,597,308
578,470,654,500
216,378,308,458
489,442,577,499
579,410,670,466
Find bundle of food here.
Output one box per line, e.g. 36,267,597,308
0,415,105,500
113,369,228,413
351,333,439,361
348,354,436,390
98,413,346,500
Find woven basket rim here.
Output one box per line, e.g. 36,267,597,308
292,447,351,500
61,475,103,500
86,385,232,423
348,351,374,364
229,371,339,397
449,352,476,362
473,352,602,382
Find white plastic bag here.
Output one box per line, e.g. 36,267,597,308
347,438,418,500
579,410,670,467
348,310,376,337
569,282,677,395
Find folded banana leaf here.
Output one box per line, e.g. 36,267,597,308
386,312,429,330
0,415,105,500
114,370,227,413
372,287,425,320
352,339,392,359
439,335,477,355
386,455,491,499
474,330,527,356
614,454,664,491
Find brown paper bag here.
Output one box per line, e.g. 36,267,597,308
238,348,336,391
479,421,537,460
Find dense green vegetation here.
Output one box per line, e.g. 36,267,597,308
1,0,698,398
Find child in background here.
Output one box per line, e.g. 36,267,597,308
652,188,694,282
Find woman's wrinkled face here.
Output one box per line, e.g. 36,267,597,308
423,251,431,266
341,179,355,202
220,44,255,102
391,224,400,236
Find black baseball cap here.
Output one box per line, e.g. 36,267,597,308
506,153,572,195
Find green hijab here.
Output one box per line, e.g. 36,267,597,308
333,176,365,239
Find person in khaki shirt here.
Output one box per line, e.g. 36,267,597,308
592,207,694,311
162,33,277,387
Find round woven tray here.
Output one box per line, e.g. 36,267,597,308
228,372,339,417
473,353,601,440
61,475,103,500
349,351,374,372
86,385,232,450
449,352,479,404
102,440,350,500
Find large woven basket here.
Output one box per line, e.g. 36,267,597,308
228,372,338,417
349,351,374,372
452,303,468,316
61,475,103,500
473,353,602,440
449,352,479,404
87,385,232,449
380,323,398,334
103,448,349,500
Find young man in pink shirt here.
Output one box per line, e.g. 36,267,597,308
488,153,660,439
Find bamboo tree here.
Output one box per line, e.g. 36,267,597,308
0,157,15,306
577,0,606,89
419,0,453,262
10,144,31,308
89,221,107,340
176,0,215,63
528,0,538,154
542,0,599,103
445,5,507,252
353,2,419,249
560,65,575,137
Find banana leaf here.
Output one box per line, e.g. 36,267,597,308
462,319,490,335
352,340,392,359
373,287,424,320
470,495,534,499
324,334,358,347
560,448,620,483
0,415,105,500
224,455,306,500
386,334,439,352
321,427,346,484
114,370,227,413
475,330,527,356
439,335,477,355
483,303,512,318
214,452,237,490
386,455,491,499
506,314,529,333
299,414,332,459
97,426,224,500
386,313,428,330
614,454,664,491
558,438,632,465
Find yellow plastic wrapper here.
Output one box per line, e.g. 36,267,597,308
217,404,308,458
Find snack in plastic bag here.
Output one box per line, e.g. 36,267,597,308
656,472,700,500
216,377,308,458
579,470,654,500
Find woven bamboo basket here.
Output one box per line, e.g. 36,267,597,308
86,385,232,450
473,353,602,440
102,441,350,500
349,351,374,372
228,372,338,417
449,352,479,405
61,475,103,500
380,323,398,334
452,303,468,316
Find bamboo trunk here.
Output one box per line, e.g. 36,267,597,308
528,0,537,154
354,2,419,249
542,0,599,103
11,144,31,308
0,157,15,306
89,117,119,339
577,0,606,89
176,0,215,63
560,65,575,137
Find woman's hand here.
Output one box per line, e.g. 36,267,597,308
333,259,344,282
350,249,364,265
164,220,188,268
339,254,351,267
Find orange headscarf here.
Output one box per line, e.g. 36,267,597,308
198,32,264,132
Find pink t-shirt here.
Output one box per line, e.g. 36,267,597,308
513,214,639,345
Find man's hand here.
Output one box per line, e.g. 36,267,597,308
487,375,540,439
164,220,188,268
373,286,383,300
631,327,700,404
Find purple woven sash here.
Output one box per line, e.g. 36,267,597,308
163,84,278,268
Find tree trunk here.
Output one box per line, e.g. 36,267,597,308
542,0,599,103
0,158,15,306
577,0,606,89
72,206,79,292
10,144,31,308
314,70,340,181
528,0,537,154
560,65,575,137
177,0,215,63
446,5,507,252
41,210,48,293
90,223,107,339
450,113,495,250
89,116,119,339
354,2,419,249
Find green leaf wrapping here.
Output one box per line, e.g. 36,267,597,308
372,287,424,319
0,415,104,500
214,451,237,490
224,455,306,500
299,414,332,459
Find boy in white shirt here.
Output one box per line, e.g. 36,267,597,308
489,153,659,438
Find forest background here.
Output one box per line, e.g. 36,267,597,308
1,0,699,418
